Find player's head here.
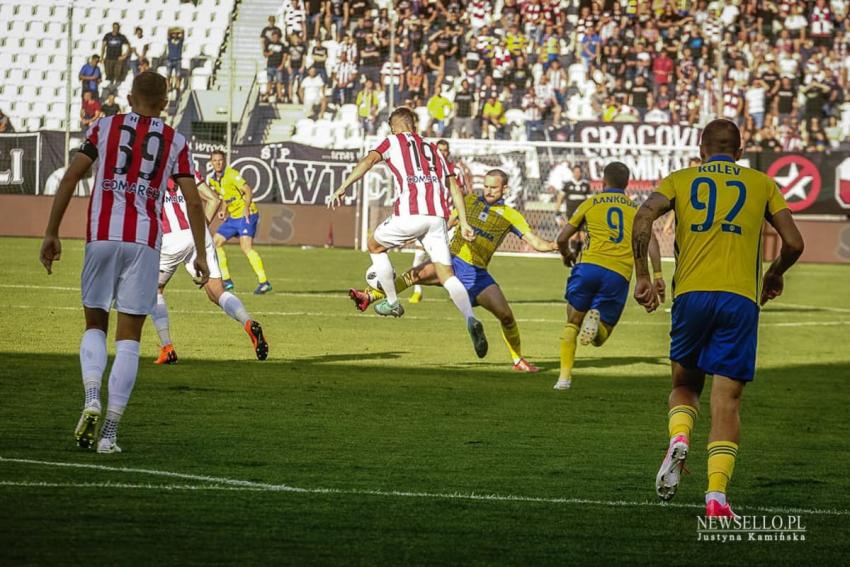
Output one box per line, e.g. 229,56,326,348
388,106,417,134
127,71,168,116
436,139,450,159
483,169,509,204
210,150,226,173
699,119,743,161
602,161,630,190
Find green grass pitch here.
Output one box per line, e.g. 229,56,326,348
1,236,849,564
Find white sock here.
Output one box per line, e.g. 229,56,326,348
80,328,107,406
413,248,428,266
151,293,172,346
706,491,727,505
106,340,140,433
413,285,422,293
443,276,475,319
219,291,251,325
370,252,398,303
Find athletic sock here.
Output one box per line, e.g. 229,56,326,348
668,405,698,440
80,329,107,406
413,285,422,294
559,323,579,379
217,246,231,280
413,248,428,266
151,293,172,347
370,252,398,303
246,249,268,283
101,409,122,440
106,340,141,437
501,320,522,364
443,276,475,319
706,441,738,497
397,271,415,293
592,323,610,346
219,291,251,325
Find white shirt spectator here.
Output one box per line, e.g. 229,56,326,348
130,34,149,63
644,107,671,124
745,86,766,114
301,74,325,104
719,3,740,27
778,54,799,78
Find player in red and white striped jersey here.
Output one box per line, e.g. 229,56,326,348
151,172,269,364
40,72,209,454
329,107,488,358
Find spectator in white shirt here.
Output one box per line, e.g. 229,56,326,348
299,66,327,119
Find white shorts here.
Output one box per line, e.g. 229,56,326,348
81,241,161,315
158,230,222,287
373,214,452,266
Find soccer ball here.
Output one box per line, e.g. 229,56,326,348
365,266,394,291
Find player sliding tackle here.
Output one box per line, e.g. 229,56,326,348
40,72,209,454
329,107,488,358
350,169,557,371
554,162,664,390
632,119,804,518
152,172,269,364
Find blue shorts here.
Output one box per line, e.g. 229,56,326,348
565,263,629,326
451,256,496,306
217,213,260,240
670,291,759,381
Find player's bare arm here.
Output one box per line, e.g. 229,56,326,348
240,183,254,221
555,222,579,266
648,232,665,304
522,232,558,253
176,176,211,287
761,209,805,305
329,150,382,209
40,152,94,275
448,176,474,241
197,181,221,222
632,192,672,310
554,191,566,225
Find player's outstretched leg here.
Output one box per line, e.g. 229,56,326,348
215,239,234,291
656,363,703,500
203,276,269,360
705,376,744,517
370,252,404,317
433,262,487,357
240,236,272,295
409,248,428,303
151,292,178,364
476,285,537,371
555,305,584,390
75,322,108,449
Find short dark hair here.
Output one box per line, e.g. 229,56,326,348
388,106,417,129
700,119,742,155
436,139,449,150
603,161,630,189
210,149,226,159
131,71,168,107
485,168,509,187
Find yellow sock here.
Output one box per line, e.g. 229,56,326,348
217,247,230,280
246,249,268,283
501,320,522,363
396,272,413,294
707,441,738,494
668,405,698,439
592,323,610,346
559,323,579,379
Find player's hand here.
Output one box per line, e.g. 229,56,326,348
460,221,475,241
328,189,346,209
244,214,251,225
547,240,559,252
192,258,210,288
560,250,576,267
654,276,666,304
217,210,226,220
634,275,660,312
761,269,784,305
40,236,61,275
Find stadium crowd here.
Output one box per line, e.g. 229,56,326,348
257,0,850,149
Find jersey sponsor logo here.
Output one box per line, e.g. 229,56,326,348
472,226,496,242
101,178,161,200
406,174,440,184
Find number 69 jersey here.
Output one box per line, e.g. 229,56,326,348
79,112,195,251
656,156,788,303
567,188,639,281
372,132,452,219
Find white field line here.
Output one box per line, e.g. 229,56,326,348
7,304,850,328
1,457,848,517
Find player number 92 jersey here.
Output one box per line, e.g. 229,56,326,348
567,189,639,281
656,155,789,303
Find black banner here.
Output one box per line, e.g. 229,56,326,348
0,133,42,195
747,152,850,215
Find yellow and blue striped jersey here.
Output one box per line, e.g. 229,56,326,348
568,189,639,280
451,194,532,268
656,155,789,303
207,167,258,218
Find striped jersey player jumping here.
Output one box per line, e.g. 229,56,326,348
40,72,209,454
328,106,489,358
151,171,269,365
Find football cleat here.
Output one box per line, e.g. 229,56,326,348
349,288,373,312
254,281,272,295
579,309,601,346
513,358,540,373
656,434,690,501
96,437,122,454
74,400,102,449
705,499,739,518
374,299,405,318
245,320,269,360
409,290,423,304
467,318,488,358
223,279,235,291
154,344,178,365
553,378,572,390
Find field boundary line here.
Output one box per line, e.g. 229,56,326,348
2,456,848,517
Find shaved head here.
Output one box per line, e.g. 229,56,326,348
700,119,742,159
603,161,630,189
130,71,168,109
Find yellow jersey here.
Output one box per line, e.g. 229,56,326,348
207,167,258,218
568,189,639,281
656,155,789,303
451,194,532,268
